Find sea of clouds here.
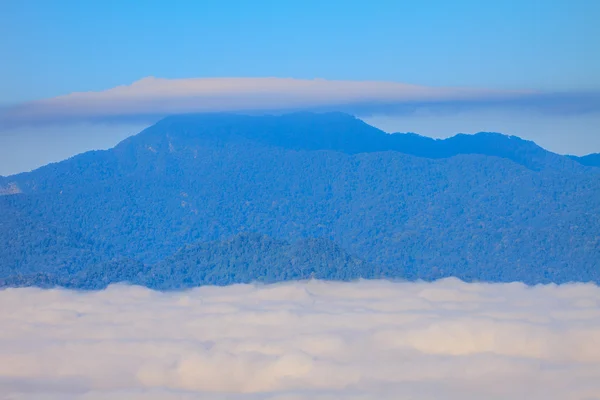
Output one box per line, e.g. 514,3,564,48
1,278,600,400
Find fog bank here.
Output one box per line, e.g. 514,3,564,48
1,279,599,399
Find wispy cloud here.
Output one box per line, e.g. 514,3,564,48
1,279,599,399
0,77,566,128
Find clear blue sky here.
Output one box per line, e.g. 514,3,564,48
1,0,599,104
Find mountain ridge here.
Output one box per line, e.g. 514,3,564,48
568,153,600,167
112,112,578,171
1,112,597,189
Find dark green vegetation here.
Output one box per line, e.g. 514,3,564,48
1,112,599,288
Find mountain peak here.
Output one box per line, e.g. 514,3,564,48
4,113,591,189
119,111,387,155
116,112,566,170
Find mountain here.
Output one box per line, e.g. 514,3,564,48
99,112,576,170
1,112,599,287
568,153,600,167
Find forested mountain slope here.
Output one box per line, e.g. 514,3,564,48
0,233,376,290
1,112,599,286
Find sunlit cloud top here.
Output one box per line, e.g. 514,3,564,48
1,279,600,399
0,77,553,128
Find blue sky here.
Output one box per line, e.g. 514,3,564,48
1,0,599,174
2,0,599,102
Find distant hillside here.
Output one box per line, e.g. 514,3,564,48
568,153,600,167
145,233,377,289
0,234,376,290
1,112,599,287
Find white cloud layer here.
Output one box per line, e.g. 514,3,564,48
1,279,600,400
0,77,536,127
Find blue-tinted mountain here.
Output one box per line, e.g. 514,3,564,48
1,112,599,287
568,153,600,167
106,112,575,171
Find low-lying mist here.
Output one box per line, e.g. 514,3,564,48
1,278,599,399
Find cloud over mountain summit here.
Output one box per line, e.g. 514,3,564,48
1,77,599,174
0,77,544,127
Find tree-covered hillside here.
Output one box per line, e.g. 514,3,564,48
0,233,377,290
1,112,599,287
